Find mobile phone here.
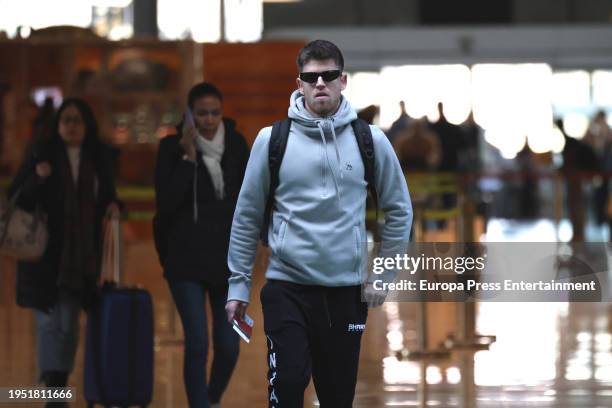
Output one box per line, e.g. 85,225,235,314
185,107,195,127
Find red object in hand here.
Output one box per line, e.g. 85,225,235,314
232,314,254,343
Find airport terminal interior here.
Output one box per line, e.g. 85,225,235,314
1,1,612,407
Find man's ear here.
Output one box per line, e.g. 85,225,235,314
340,72,348,91
296,78,304,94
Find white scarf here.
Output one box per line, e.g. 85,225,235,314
195,122,225,200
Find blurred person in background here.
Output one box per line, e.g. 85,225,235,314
559,118,600,242
459,111,486,217
18,96,57,168
31,97,56,147
154,82,249,408
393,117,441,237
8,98,120,407
583,110,611,160
459,111,482,174
357,104,379,125
430,102,465,228
583,110,612,226
393,117,441,172
386,100,410,144
430,102,465,174
18,97,57,173
516,143,539,219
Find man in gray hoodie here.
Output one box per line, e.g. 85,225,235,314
225,40,412,407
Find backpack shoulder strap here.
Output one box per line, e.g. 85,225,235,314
351,119,378,211
261,118,291,246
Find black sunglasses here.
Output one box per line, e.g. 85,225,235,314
299,70,342,84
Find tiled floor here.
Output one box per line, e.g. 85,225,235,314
1,219,612,407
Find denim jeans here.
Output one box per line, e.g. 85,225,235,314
33,290,81,382
168,280,240,408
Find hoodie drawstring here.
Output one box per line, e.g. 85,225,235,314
316,120,343,202
329,120,344,181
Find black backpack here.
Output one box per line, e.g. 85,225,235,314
260,118,378,246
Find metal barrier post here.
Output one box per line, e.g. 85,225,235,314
553,172,563,241
406,173,453,407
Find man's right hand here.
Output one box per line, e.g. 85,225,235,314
179,121,197,161
226,300,248,323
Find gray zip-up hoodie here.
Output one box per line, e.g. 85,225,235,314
227,90,412,303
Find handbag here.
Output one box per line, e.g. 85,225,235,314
0,187,48,261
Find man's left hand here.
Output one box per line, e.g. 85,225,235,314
363,283,388,308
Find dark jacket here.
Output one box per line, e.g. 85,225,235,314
7,139,119,312
154,118,249,285
562,135,600,173
430,118,465,172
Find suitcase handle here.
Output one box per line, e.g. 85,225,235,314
101,218,123,284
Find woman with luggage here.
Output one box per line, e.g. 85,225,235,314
8,98,120,406
154,82,249,408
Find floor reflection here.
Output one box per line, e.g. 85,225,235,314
1,219,612,406
369,218,612,407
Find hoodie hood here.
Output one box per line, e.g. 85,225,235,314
287,90,358,201
288,90,358,138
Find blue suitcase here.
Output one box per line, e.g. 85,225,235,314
84,283,154,408
84,219,154,407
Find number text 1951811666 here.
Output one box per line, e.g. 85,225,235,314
0,387,75,402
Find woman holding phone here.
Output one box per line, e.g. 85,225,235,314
154,82,249,408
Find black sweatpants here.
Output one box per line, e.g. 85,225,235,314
260,279,368,408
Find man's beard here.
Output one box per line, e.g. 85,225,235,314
309,96,340,117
